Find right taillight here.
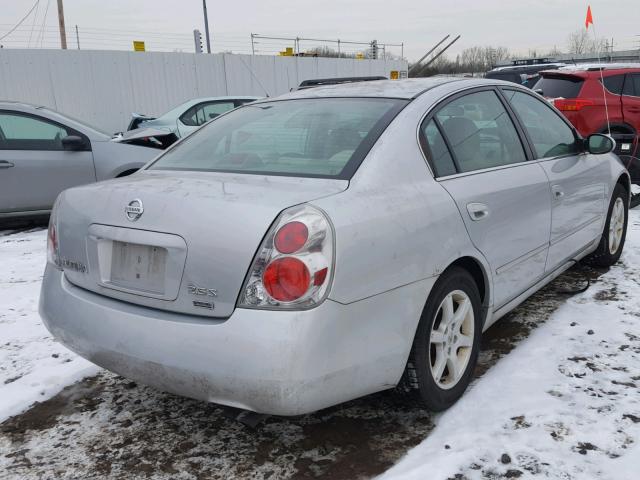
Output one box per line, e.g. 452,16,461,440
553,98,595,111
238,204,334,310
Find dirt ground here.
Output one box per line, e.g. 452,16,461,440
0,265,605,480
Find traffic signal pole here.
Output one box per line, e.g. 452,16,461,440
202,0,212,53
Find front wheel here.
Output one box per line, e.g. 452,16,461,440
587,183,629,267
405,267,482,411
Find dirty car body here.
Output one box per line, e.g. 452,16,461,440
40,78,629,415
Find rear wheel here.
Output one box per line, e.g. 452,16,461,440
404,267,482,411
587,184,629,267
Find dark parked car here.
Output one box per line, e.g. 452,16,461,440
485,63,565,88
296,76,387,90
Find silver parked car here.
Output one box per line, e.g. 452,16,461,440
0,102,160,219
125,96,260,136
40,78,630,415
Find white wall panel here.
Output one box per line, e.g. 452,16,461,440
0,49,407,133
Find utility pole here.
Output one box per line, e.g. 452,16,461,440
202,0,211,53
75,25,80,49
57,0,67,49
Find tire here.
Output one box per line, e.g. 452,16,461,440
587,183,629,267
630,192,640,210
403,267,482,411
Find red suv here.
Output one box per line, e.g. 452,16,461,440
534,65,640,188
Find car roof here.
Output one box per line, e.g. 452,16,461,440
267,77,509,101
540,63,640,76
488,63,565,73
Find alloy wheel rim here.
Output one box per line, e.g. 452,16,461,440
608,198,625,255
428,289,475,390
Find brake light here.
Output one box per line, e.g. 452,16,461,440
553,98,595,112
263,257,311,301
239,204,334,309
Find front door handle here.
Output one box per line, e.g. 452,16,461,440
0,160,14,169
466,202,490,221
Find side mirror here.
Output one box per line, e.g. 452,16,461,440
586,133,615,155
61,135,86,151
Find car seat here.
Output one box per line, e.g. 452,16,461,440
441,117,482,171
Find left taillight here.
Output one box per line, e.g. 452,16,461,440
47,200,62,269
238,204,334,310
553,98,594,112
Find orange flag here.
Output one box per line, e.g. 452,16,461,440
585,5,594,29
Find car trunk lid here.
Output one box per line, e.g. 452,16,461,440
56,170,347,318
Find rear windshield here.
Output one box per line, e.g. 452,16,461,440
149,98,407,179
533,76,584,98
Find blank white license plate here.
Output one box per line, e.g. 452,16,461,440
110,241,167,294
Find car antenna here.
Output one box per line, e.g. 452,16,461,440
237,55,271,98
585,6,611,135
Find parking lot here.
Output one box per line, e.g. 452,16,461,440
2,3,640,479
1,211,639,479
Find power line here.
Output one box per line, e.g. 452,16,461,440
0,0,40,41
36,0,51,47
28,0,40,47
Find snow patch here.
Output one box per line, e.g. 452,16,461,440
381,210,640,479
0,229,98,423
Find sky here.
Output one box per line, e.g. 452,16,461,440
1,0,638,61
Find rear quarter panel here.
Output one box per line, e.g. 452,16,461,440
566,77,625,136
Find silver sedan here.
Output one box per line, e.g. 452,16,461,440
0,102,160,220
40,78,630,415
125,96,260,137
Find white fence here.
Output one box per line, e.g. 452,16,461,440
0,49,407,133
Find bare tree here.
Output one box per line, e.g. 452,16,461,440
567,30,607,55
410,45,514,77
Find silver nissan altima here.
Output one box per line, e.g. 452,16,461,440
40,78,630,415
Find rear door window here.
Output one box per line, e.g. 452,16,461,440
602,74,626,95
434,90,526,173
626,75,640,97
180,101,236,126
533,76,584,98
503,89,579,158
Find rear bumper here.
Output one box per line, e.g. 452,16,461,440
39,266,433,415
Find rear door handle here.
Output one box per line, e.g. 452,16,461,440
552,184,564,200
466,202,490,221
0,160,14,169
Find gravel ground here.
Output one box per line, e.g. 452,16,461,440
0,241,605,480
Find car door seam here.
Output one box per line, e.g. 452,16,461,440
495,243,549,276
549,216,602,246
